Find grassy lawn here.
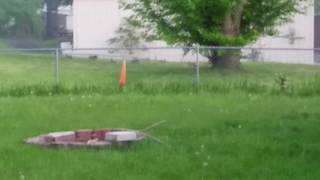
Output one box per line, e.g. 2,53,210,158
0,53,319,87
0,53,319,179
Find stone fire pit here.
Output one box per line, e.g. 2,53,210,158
25,129,145,149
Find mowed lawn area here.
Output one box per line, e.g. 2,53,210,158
0,54,320,180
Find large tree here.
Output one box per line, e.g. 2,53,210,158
120,0,307,68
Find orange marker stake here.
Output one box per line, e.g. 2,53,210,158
119,60,127,88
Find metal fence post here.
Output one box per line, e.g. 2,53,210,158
55,48,60,83
196,46,200,85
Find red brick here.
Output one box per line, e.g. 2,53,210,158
93,129,112,140
75,130,93,142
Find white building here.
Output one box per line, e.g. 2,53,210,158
43,3,73,38
249,1,316,64
73,0,122,49
65,0,319,64
69,0,201,62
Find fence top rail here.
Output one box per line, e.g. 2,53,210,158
0,48,56,52
200,46,320,51
0,46,320,52
60,46,320,51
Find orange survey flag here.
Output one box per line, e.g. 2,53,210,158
119,60,127,87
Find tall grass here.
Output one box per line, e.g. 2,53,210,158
1,77,320,97
0,53,319,97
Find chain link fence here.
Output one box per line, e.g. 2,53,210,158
0,46,319,87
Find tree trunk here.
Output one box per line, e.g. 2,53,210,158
223,0,246,37
210,53,241,69
212,0,246,69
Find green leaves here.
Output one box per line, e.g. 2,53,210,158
122,0,303,46
202,32,249,46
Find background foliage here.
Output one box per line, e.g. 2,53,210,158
0,0,44,37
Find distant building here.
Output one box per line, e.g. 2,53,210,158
44,0,72,40
250,0,319,64
65,0,319,64
69,0,200,62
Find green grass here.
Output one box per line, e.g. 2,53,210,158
0,53,320,180
0,53,319,98
1,94,320,180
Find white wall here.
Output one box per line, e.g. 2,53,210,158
72,0,206,62
59,6,73,31
66,15,73,31
250,1,315,64
73,0,124,49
